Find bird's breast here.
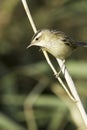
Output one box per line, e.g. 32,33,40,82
44,40,73,59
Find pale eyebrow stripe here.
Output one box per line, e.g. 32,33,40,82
32,30,41,40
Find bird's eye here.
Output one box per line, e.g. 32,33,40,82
35,37,39,41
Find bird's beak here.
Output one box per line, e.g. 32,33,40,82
27,41,43,49
26,43,33,49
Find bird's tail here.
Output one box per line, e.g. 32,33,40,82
76,41,87,47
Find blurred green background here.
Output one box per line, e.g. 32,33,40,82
0,0,87,130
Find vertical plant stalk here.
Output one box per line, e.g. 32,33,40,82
57,58,87,126
21,0,87,128
42,50,75,101
21,0,37,33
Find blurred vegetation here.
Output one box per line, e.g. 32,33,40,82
0,0,87,130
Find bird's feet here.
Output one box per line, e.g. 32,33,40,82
54,60,65,78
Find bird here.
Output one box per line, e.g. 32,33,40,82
27,29,87,60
